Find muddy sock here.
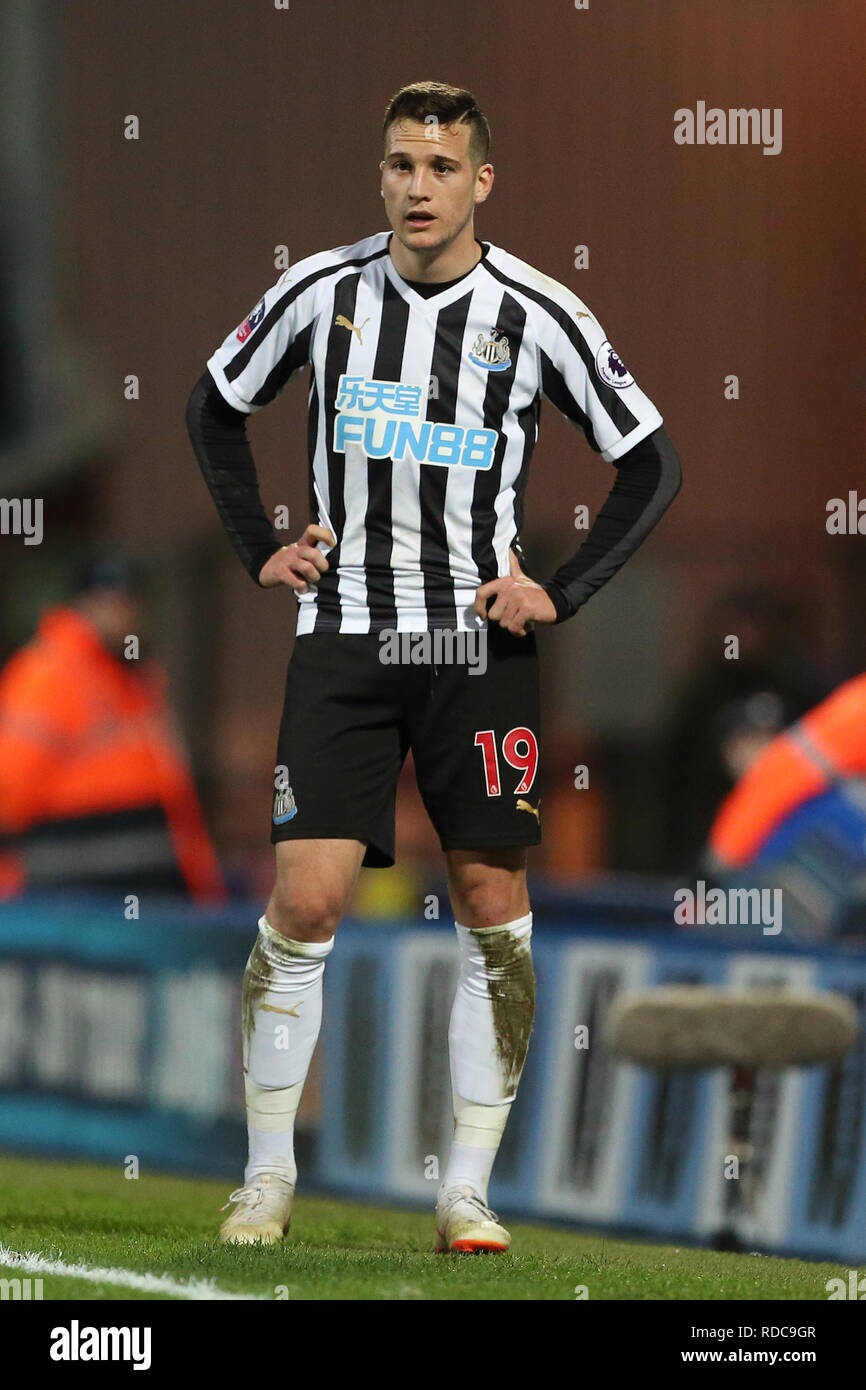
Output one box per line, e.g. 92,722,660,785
242,915,333,1186
441,914,535,1204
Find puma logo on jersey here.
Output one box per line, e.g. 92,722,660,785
335,314,370,345
516,798,541,823
575,310,592,320
261,1003,303,1018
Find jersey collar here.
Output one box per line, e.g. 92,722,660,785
382,232,490,316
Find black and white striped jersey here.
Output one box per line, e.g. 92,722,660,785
206,231,663,634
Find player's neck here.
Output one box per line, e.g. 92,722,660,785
387,228,483,284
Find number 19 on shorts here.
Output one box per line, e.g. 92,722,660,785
474,727,539,797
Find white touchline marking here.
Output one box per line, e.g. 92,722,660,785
0,1245,267,1301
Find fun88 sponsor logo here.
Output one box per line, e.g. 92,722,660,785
333,375,496,470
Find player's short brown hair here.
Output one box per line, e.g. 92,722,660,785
382,82,491,168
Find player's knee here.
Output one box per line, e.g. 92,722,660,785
451,877,528,931
265,883,343,942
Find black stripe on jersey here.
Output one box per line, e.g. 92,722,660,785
539,347,598,450
310,272,363,631
363,277,411,628
224,245,390,384
479,259,640,441
252,320,314,408
470,292,528,584
512,390,542,537
306,377,320,532
419,292,474,627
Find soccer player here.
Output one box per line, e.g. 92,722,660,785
186,81,681,1252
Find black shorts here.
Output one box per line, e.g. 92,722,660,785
270,626,542,867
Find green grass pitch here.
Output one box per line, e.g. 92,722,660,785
0,1154,845,1301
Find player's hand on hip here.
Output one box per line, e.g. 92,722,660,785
474,575,557,636
258,524,336,592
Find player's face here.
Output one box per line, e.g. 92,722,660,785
380,119,492,255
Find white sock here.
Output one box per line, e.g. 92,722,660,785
242,914,333,1187
440,1096,511,1206
441,913,535,1205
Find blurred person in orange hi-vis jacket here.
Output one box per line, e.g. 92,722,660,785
542,728,608,878
0,560,226,903
707,672,866,870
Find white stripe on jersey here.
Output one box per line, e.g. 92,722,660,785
386,273,430,630
206,232,663,633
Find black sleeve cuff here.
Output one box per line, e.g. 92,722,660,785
542,581,576,624
251,542,284,586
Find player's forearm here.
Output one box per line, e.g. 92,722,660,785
185,369,282,584
542,425,682,623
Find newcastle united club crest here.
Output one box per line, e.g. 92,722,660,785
273,783,297,824
468,327,511,372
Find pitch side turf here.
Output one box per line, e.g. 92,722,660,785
0,1155,844,1301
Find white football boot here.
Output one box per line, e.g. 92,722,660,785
219,1174,294,1245
435,1184,511,1254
